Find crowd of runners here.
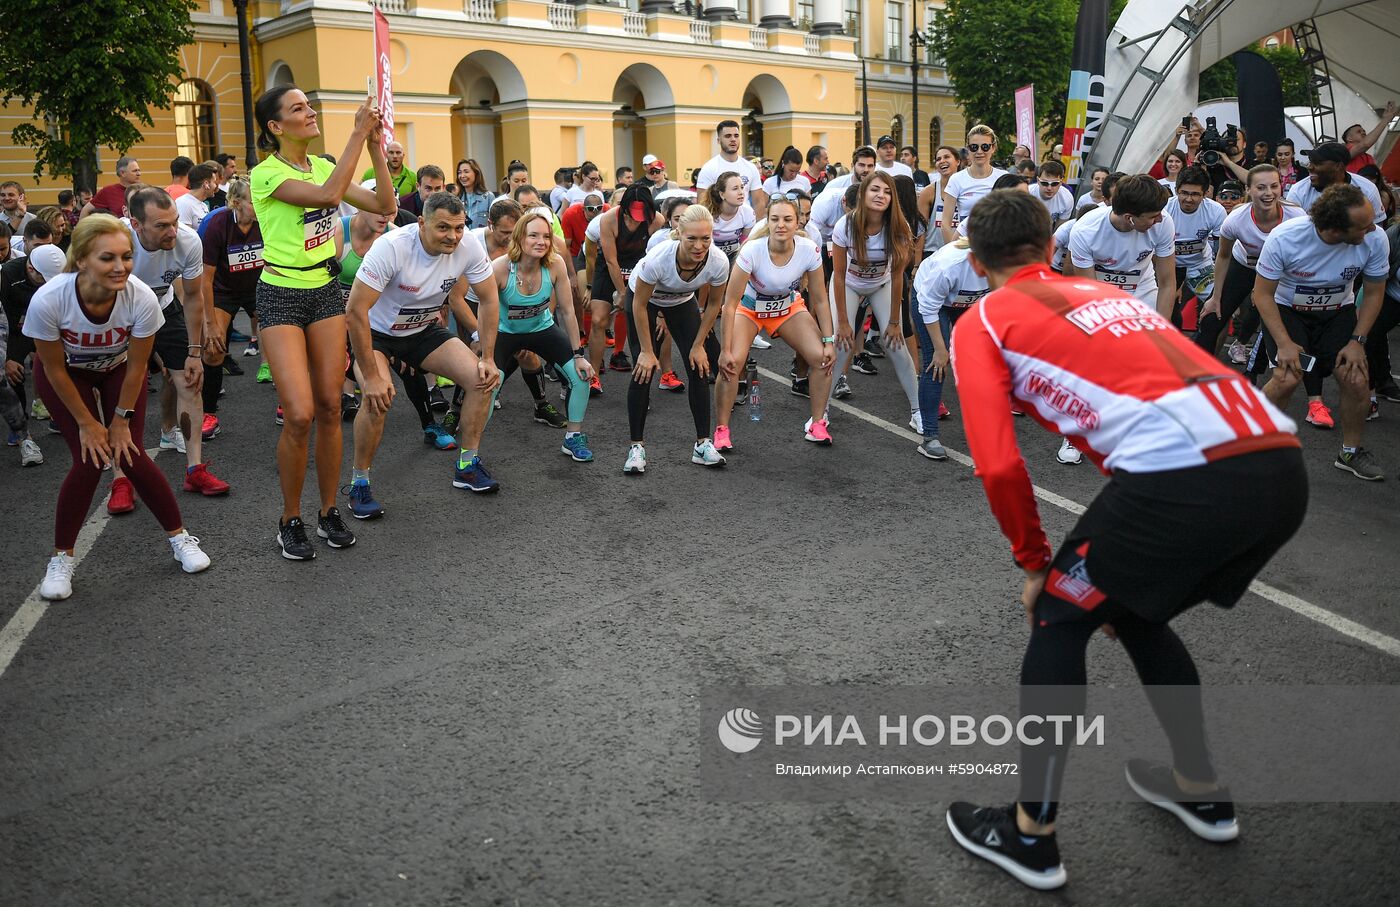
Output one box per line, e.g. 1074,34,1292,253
3,81,1398,891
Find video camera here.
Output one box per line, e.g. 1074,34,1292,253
1198,117,1239,167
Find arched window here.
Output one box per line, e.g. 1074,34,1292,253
890,115,904,148
929,116,942,152
174,79,217,162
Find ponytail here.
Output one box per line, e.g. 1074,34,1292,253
254,85,298,155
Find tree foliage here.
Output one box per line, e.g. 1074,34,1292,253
0,0,196,190
1198,45,1315,107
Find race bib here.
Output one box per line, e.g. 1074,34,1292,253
390,305,439,333
716,236,742,255
947,288,989,309
1095,265,1141,293
227,241,264,272
1291,283,1349,311
1174,239,1205,259
67,349,127,372
507,301,550,321
849,259,888,281
303,208,336,252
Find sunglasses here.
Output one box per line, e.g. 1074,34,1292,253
1218,192,1242,200
1038,180,1062,189
969,143,994,153
584,205,603,213
647,167,663,174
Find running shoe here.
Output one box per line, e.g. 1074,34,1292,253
533,401,567,428
561,432,594,462
804,418,833,445
909,411,923,435
692,438,726,467
832,375,852,399
1368,400,1380,421
851,352,878,375
1334,447,1385,481
1124,759,1238,843
256,362,273,383
316,507,356,548
47,420,60,435
274,405,284,426
168,531,211,573
222,358,244,376
939,402,952,420
19,438,42,466
863,335,885,358
1305,399,1334,429
945,803,1066,891
277,516,315,560
453,456,500,493
1010,406,1025,417
735,379,749,405
40,552,75,600
1056,439,1083,465
5,431,17,446
750,334,772,350
659,370,685,393
428,385,449,412
423,422,457,450
201,413,221,440
183,463,231,496
30,398,50,420
341,392,360,422
713,425,733,451
494,397,502,410
1227,339,1248,364
228,327,250,342
589,375,603,397
790,377,809,397
346,480,385,519
609,350,633,372
623,443,647,475
435,375,455,388
543,367,560,383
917,438,947,460
1377,380,1400,403
605,329,615,348
107,476,136,514
442,410,460,435
243,338,259,357
159,428,186,454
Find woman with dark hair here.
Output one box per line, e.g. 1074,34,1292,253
587,182,664,386
249,84,397,560
761,146,810,197
456,158,494,229
1159,148,1188,190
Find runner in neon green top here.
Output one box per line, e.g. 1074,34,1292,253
249,84,398,562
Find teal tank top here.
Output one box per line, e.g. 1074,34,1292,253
498,261,555,334
337,215,388,298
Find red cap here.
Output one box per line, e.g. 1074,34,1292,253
628,201,649,222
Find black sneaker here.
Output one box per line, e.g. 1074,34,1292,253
852,352,879,375
427,385,449,412
340,393,360,422
316,506,357,548
1377,380,1400,403
442,410,460,435
222,358,244,376
790,377,810,397
945,803,1066,890
735,380,749,405
1334,446,1385,481
534,401,567,428
863,335,886,358
609,350,633,372
276,516,315,561
1125,759,1238,842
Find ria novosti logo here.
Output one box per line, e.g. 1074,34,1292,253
717,708,763,753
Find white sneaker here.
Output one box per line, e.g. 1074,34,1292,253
1056,438,1083,465
750,335,772,350
40,553,74,600
169,531,211,573
691,439,726,467
623,443,647,475
1227,340,1247,364
159,428,186,454
20,437,43,466
909,411,923,435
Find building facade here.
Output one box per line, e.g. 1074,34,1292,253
0,0,964,201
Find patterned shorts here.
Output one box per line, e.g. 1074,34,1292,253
256,280,345,329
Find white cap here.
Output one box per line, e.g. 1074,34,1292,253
28,244,66,281
642,154,659,167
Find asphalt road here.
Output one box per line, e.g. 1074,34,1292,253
2,324,1399,906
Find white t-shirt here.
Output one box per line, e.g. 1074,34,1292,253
943,168,1008,236
803,223,824,247
645,228,672,252
629,240,730,307
1255,216,1389,311
1219,203,1309,268
810,173,856,241
567,184,604,207
924,174,946,253
550,185,572,215
735,236,821,316
23,273,164,372
712,205,756,259
1051,219,1076,272
355,224,493,335
175,193,209,232
761,174,812,197
1067,205,1175,300
128,223,204,308
695,155,763,201
585,211,604,245
1286,174,1387,226
1164,196,1226,274
1037,186,1075,224
913,242,988,322
831,215,890,293
876,160,914,179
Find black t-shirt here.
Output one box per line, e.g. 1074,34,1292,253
912,168,931,191
1,256,42,363
201,206,264,299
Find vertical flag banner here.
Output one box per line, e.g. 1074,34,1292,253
1061,0,1110,190
1014,85,1037,159
373,6,395,150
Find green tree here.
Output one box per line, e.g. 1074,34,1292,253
1198,44,1315,107
0,0,197,193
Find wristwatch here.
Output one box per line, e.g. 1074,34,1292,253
113,407,136,420
821,335,836,344
1351,334,1368,345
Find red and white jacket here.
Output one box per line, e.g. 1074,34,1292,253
950,264,1299,572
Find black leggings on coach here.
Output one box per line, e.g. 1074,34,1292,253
626,296,720,441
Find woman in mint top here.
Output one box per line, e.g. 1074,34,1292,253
478,211,596,466
249,85,398,561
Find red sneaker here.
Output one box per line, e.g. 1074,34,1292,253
201,413,220,440
1305,400,1334,429
183,463,231,496
659,370,685,393
938,402,951,420
107,476,136,515
589,375,603,397
713,424,733,451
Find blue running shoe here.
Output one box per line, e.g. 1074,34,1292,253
423,422,457,450
5,431,19,447
561,432,593,462
453,457,499,493
344,481,385,520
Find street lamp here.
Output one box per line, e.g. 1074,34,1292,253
233,0,257,167
909,28,930,162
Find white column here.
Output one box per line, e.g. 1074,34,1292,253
758,0,791,27
812,0,842,34
704,0,738,21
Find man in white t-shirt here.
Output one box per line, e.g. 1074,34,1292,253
1033,161,1074,227
549,168,573,215
1064,174,1177,317
694,119,767,219
810,147,878,246
1252,184,1390,481
345,192,506,510
1287,141,1387,226
874,135,914,179
175,162,218,231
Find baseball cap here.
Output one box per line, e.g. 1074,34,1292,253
1302,141,1349,165
642,154,659,167
28,244,66,281
1217,180,1245,198
877,135,896,148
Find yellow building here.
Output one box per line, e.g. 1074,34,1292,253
0,0,963,202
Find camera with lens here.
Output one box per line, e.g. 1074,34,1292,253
1197,117,1238,167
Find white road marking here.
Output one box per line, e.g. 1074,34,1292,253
762,365,1400,660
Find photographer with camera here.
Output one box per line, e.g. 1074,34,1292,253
1195,117,1252,193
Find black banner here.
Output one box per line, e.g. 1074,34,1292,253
1232,50,1287,155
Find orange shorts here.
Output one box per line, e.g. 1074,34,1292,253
739,294,808,338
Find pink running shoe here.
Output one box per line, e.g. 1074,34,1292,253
804,418,833,445
1305,400,1334,429
713,424,733,451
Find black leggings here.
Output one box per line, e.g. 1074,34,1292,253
1365,293,1400,390
1194,262,1254,353
626,295,720,441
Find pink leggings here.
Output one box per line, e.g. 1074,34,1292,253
35,359,183,549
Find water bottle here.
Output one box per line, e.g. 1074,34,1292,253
747,362,762,421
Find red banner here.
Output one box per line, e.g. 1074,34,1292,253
373,7,395,150
1014,85,1037,160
